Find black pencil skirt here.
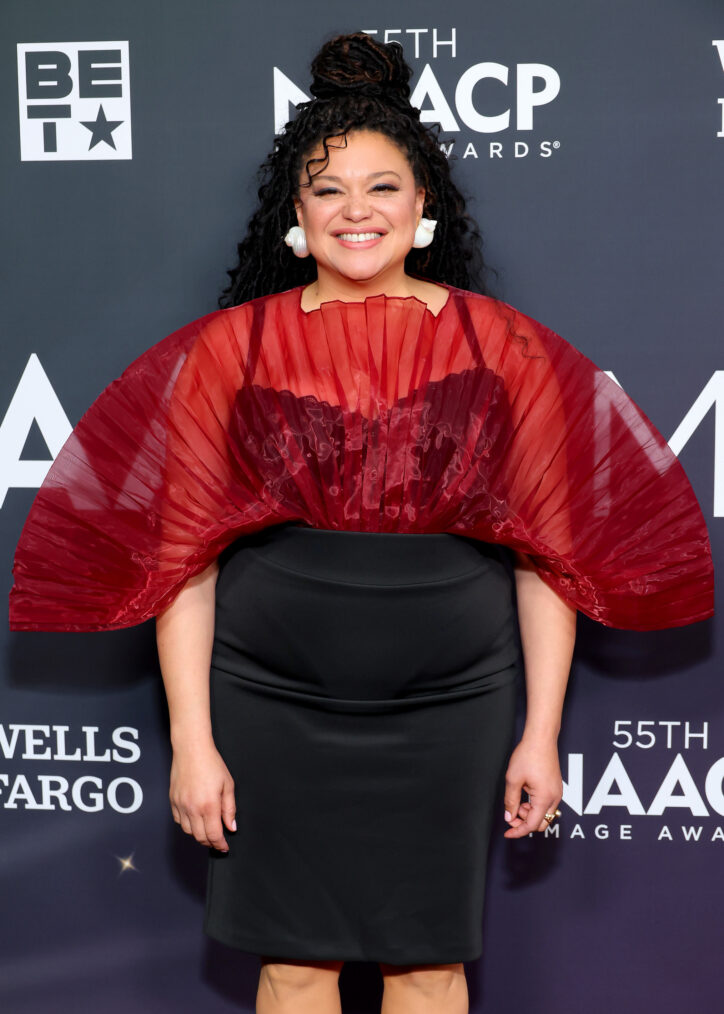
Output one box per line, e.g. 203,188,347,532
203,522,521,964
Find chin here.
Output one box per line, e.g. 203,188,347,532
341,270,384,282
331,261,396,283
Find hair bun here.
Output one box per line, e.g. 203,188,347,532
309,31,412,105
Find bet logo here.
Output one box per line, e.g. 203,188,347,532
17,41,131,161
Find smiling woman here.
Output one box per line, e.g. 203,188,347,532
8,27,714,1014
292,132,425,302
217,32,493,310
291,131,463,322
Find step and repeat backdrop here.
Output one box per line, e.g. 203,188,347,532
1,1,721,1012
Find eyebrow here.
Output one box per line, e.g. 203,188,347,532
311,171,402,183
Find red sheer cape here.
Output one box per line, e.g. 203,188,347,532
8,283,714,631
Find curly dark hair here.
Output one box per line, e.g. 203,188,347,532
217,31,500,309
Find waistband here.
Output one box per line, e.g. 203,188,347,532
219,522,509,585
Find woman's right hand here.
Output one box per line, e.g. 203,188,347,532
169,740,237,852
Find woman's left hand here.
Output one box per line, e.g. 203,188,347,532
502,736,563,838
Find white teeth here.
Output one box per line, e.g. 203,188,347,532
337,232,382,242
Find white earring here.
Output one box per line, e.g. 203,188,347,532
284,225,310,258
412,217,437,249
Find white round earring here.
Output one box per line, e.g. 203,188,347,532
412,217,437,249
284,225,310,258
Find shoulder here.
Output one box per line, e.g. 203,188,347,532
446,284,530,336
195,286,301,328
446,286,586,363
447,283,524,321
225,286,301,319
177,287,302,352
456,285,572,336
446,283,518,326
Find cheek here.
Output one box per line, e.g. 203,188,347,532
398,199,420,228
303,206,332,236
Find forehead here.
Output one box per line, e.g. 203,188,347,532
300,130,411,181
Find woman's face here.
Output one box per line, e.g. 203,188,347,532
293,129,425,286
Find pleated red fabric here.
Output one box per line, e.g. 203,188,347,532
8,282,714,632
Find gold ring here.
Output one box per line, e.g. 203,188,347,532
543,809,562,823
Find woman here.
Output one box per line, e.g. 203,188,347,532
8,31,714,1014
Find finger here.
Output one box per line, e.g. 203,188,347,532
505,799,549,839
505,800,532,829
221,783,237,833
189,813,212,847
536,800,562,833
203,812,229,853
182,812,202,841
504,780,524,824
522,799,549,835
187,811,212,851
504,800,536,838
502,811,531,827
170,802,181,825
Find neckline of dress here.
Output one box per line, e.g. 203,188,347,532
296,281,454,322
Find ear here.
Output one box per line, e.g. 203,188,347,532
415,186,426,221
293,197,304,229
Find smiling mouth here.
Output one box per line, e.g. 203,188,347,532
335,232,384,243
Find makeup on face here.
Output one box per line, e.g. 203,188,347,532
294,131,424,286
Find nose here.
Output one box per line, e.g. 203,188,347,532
342,191,371,221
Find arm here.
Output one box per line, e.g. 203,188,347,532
155,558,236,852
503,549,576,839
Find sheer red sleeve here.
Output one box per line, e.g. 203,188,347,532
8,303,270,631
452,294,714,629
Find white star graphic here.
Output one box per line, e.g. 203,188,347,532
114,851,139,876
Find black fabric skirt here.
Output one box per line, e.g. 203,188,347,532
203,522,521,964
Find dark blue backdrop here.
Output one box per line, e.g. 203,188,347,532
2,2,721,1011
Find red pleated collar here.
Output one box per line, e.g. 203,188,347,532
292,280,456,323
